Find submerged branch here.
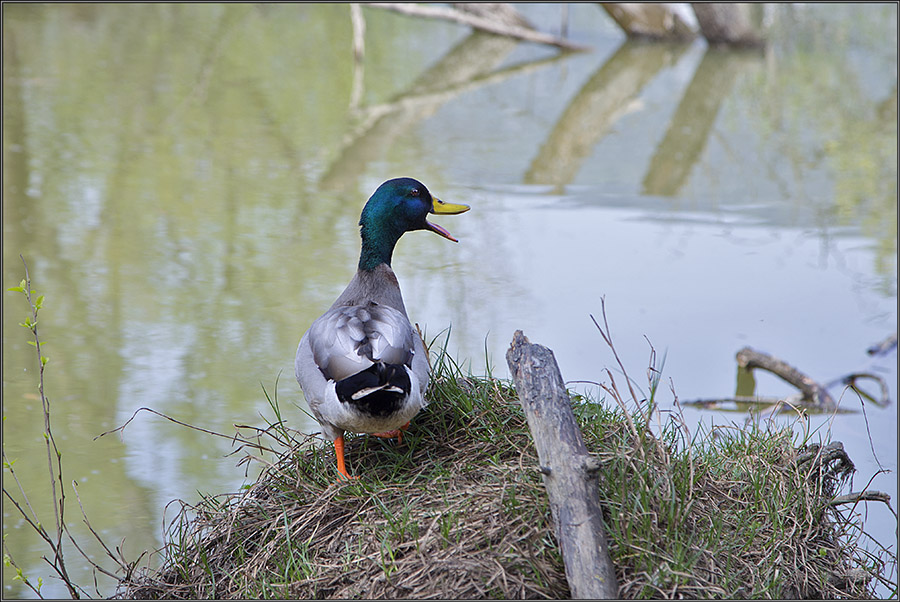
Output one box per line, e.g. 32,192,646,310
866,332,897,356
736,346,837,410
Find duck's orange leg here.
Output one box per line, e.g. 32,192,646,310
333,436,358,481
371,421,410,443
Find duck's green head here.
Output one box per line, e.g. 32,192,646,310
358,178,470,271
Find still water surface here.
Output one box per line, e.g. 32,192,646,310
3,4,897,598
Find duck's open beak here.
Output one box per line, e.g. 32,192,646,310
426,197,470,243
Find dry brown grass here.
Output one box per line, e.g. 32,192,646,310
121,374,569,599
115,350,894,600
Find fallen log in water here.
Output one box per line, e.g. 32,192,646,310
684,344,892,412
506,330,618,599
736,346,838,411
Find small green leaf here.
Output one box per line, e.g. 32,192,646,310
26,341,37,347
35,295,44,308
41,356,49,366
7,286,24,292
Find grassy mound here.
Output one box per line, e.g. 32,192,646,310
118,346,889,599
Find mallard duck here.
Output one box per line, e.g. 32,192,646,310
295,178,470,480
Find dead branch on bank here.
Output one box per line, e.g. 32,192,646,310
506,330,619,599
794,441,894,516
830,491,893,508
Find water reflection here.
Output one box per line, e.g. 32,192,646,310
321,31,562,192
525,40,690,190
642,48,758,196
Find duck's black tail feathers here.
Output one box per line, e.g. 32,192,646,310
335,362,411,418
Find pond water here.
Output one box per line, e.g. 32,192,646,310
3,4,897,598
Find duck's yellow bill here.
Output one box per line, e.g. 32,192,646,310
431,197,470,215
427,197,470,242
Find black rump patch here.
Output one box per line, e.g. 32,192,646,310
335,362,411,418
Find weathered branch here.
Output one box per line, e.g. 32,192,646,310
368,3,588,50
736,346,837,411
829,490,892,508
506,330,618,599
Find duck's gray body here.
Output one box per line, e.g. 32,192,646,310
295,264,429,442
293,177,468,479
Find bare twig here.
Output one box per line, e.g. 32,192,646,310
7,257,79,598
95,406,275,457
368,2,588,50
590,298,649,428
69,480,143,580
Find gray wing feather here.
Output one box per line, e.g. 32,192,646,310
306,302,416,382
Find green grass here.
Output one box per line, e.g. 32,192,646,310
118,334,891,600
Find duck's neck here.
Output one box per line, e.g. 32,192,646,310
358,224,403,271
332,264,408,315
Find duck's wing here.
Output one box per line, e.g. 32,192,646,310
296,302,431,439
306,302,416,381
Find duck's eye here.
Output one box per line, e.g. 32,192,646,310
409,188,420,197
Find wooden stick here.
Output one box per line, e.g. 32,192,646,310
367,3,589,51
506,330,618,599
736,346,837,411
829,490,893,507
